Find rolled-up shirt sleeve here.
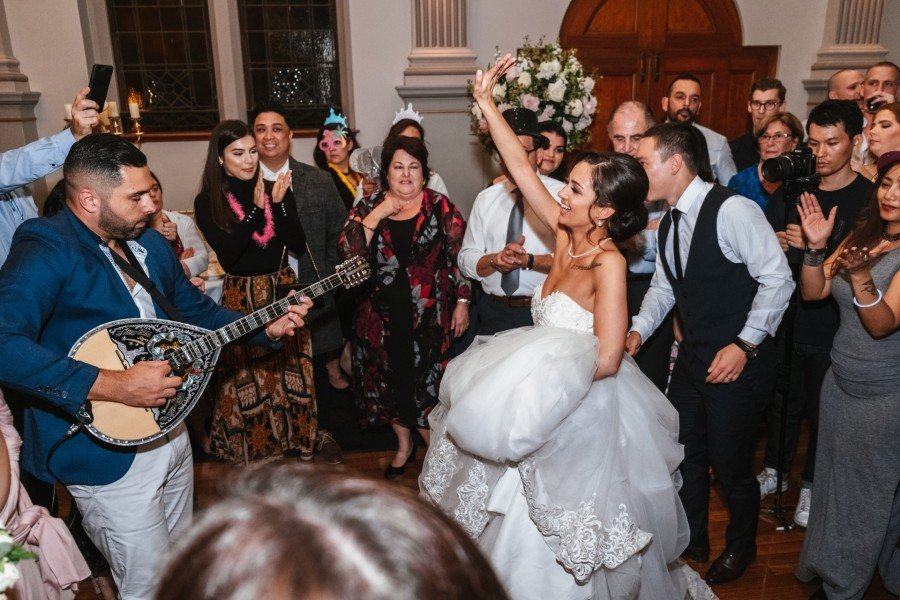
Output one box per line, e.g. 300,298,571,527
630,250,677,342
457,199,486,282
718,197,795,344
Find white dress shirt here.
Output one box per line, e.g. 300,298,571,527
630,176,794,345
627,200,668,275
99,241,157,320
458,175,564,296
695,124,737,185
163,210,209,277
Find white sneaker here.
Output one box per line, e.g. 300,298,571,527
794,487,812,528
757,467,788,498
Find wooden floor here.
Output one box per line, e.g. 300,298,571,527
76,431,895,599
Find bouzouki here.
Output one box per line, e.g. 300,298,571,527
68,256,370,446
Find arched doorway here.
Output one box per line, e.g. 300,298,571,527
561,0,778,148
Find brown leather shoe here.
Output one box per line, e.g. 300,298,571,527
317,431,343,465
705,547,756,585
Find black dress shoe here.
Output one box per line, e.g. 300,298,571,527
682,541,710,563
809,585,828,599
705,547,756,585
384,446,416,480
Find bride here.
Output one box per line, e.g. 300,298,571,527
419,55,715,600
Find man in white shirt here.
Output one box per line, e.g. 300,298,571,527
459,108,563,335
661,72,737,185
627,123,793,586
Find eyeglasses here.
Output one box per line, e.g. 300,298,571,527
318,129,348,152
750,100,781,111
759,132,793,143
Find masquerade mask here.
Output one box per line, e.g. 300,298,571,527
319,128,348,152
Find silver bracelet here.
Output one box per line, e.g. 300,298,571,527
456,298,471,304
852,289,883,308
803,251,826,266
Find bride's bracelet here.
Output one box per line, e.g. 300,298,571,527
853,289,883,309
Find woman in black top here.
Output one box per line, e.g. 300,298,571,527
195,119,318,463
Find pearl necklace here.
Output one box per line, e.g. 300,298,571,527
567,238,609,259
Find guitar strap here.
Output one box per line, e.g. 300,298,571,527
110,241,186,323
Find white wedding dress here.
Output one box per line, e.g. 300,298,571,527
420,284,716,600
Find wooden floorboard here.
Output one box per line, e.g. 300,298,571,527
75,429,894,599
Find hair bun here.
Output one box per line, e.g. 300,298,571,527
608,205,648,243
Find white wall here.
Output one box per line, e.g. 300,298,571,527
4,0,896,212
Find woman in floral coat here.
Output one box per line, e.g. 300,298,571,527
338,135,471,479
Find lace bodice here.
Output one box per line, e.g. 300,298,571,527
531,283,594,334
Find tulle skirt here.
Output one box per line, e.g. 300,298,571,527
420,326,716,600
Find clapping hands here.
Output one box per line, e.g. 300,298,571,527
797,192,837,250
254,169,292,208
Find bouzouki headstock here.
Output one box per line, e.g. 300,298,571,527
336,255,371,289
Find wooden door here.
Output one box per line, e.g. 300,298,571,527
560,0,778,149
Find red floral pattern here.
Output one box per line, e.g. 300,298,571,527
338,189,470,427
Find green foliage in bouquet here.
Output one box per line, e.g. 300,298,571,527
469,37,599,152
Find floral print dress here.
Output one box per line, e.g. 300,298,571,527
338,188,470,428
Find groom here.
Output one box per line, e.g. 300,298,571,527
626,123,793,585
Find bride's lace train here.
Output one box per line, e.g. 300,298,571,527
421,322,716,599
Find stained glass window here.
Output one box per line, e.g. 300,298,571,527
238,0,342,128
106,0,219,132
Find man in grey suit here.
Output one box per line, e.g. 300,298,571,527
251,103,348,463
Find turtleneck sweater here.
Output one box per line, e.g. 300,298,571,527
194,170,306,276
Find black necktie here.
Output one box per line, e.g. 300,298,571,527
671,209,684,281
501,190,525,296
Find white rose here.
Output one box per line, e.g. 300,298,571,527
492,82,507,100
562,119,574,133
567,98,584,118
517,72,532,88
547,79,567,103
0,532,12,558
583,76,596,94
537,59,562,80
0,561,20,592
471,103,482,120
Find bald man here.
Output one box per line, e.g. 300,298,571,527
607,101,673,391
827,69,864,108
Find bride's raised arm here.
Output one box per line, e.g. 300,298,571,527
473,55,561,232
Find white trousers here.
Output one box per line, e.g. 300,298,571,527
68,425,193,600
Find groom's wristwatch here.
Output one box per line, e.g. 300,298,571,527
733,337,759,360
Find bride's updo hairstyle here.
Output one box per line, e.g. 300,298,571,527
575,151,649,243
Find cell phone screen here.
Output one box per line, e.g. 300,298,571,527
86,64,114,108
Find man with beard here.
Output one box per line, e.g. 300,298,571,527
661,72,737,184
0,135,311,599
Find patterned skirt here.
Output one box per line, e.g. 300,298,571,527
209,266,318,463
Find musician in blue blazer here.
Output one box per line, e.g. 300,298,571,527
0,134,311,599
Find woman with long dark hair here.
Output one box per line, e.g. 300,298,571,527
194,120,318,463
313,110,363,211
420,55,713,599
795,150,900,599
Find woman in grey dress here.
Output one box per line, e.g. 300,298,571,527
794,150,900,599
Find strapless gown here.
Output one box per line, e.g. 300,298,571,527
420,284,716,600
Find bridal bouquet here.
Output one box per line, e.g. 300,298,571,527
470,37,599,151
0,528,35,598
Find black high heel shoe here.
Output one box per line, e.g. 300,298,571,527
384,445,416,479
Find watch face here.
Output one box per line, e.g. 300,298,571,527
748,348,759,359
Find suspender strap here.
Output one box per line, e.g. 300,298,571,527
110,242,186,322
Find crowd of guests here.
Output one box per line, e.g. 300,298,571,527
0,57,895,599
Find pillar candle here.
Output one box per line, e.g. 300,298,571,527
107,101,120,118
128,102,140,119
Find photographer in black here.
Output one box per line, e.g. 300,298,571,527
758,99,872,528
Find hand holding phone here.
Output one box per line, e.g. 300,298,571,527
86,64,114,108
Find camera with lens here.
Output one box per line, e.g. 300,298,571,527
761,147,822,201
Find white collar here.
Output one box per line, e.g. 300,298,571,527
673,175,712,213
260,159,290,181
